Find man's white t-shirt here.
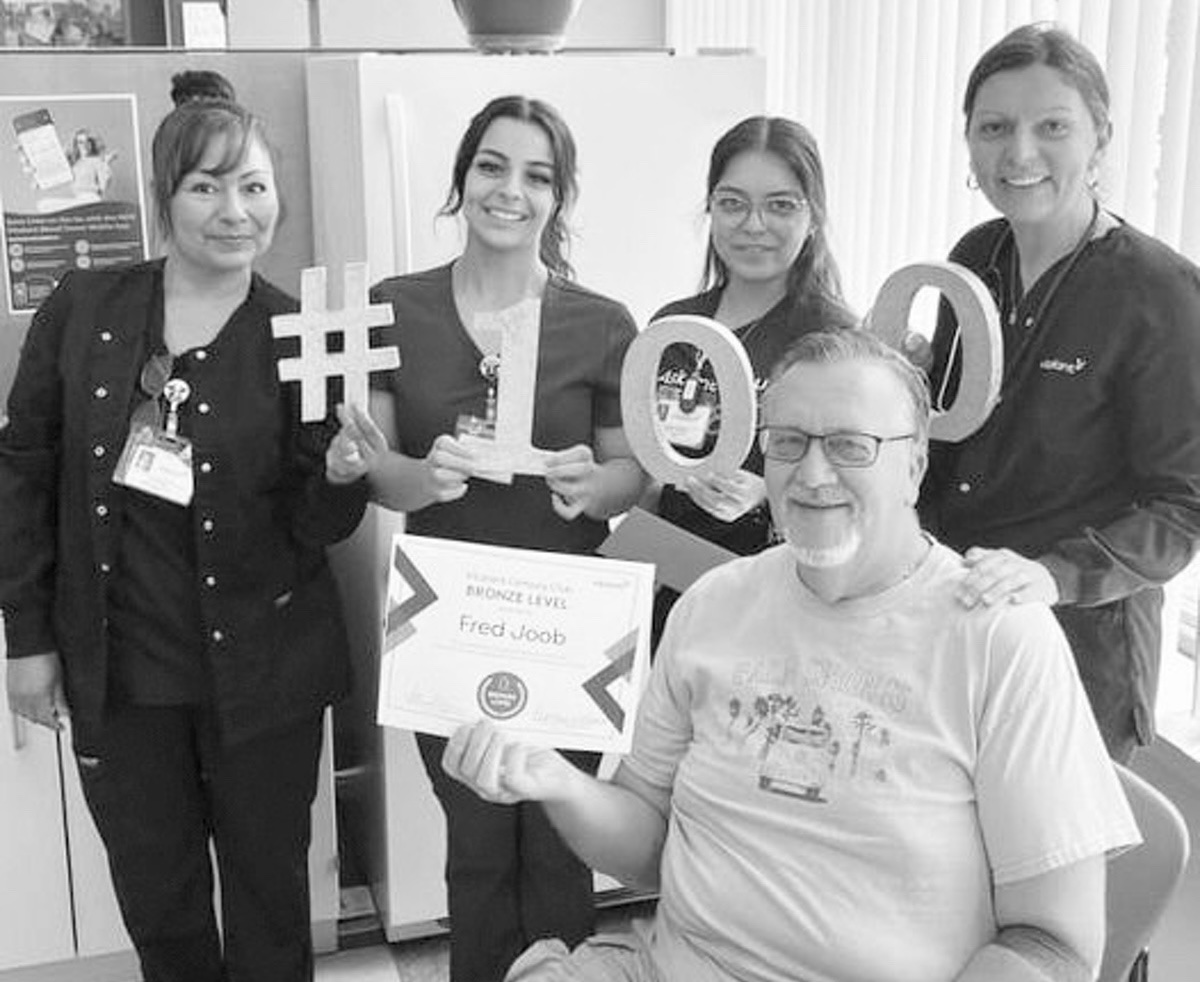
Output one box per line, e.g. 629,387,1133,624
624,541,1140,982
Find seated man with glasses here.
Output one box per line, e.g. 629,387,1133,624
443,329,1140,982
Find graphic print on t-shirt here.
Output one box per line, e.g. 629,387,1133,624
725,653,912,803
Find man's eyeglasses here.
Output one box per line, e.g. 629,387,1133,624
709,191,809,226
757,426,915,468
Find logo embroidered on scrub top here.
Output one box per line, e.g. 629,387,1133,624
1038,356,1088,376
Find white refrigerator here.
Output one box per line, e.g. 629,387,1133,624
306,51,765,940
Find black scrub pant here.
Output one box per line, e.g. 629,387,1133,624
418,732,601,982
74,704,324,982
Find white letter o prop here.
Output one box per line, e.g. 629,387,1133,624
620,315,757,486
870,262,1002,442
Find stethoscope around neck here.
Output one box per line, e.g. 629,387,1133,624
956,201,1102,404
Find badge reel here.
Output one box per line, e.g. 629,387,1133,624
113,376,195,506
656,349,714,450
456,351,519,482
457,352,501,443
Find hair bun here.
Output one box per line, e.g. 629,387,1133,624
170,70,237,108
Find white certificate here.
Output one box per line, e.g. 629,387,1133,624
377,534,655,754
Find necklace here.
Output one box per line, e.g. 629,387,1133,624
1003,202,1100,332
681,305,770,412
937,205,1104,413
737,312,767,343
993,202,1102,394
882,533,933,592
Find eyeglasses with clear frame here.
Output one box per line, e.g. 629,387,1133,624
757,426,915,468
709,190,809,226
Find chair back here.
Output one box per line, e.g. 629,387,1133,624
1098,763,1190,982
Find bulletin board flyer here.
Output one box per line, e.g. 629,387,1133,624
378,534,655,754
0,94,148,313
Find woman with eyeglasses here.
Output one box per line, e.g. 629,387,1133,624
344,95,647,982
920,24,1200,764
646,116,857,642
0,73,370,981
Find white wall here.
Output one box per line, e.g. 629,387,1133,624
226,0,666,50
226,0,311,48
561,0,666,48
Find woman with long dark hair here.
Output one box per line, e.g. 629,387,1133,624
648,116,857,639
358,94,647,982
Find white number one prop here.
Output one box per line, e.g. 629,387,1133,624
869,261,1003,442
490,298,545,476
620,315,757,485
272,263,400,422
458,299,546,483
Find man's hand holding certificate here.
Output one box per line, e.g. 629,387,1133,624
378,535,655,754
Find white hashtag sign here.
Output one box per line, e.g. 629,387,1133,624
272,263,400,422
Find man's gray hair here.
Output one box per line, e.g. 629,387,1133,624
768,329,932,446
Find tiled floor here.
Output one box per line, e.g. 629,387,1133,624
314,944,415,982
314,901,655,982
314,936,447,982
321,784,656,981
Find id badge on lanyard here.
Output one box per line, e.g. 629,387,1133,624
113,376,195,506
656,351,714,450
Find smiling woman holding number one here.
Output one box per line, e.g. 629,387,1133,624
344,95,647,982
920,24,1200,763
0,73,371,982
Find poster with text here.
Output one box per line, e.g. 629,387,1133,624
0,94,147,313
1,1,129,48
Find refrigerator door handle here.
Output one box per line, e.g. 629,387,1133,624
11,712,27,752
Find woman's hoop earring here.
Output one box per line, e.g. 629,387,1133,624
966,172,980,191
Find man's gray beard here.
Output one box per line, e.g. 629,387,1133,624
784,527,861,569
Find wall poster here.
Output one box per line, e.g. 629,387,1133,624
0,94,147,314
1,1,129,47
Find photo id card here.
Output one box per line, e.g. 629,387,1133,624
455,412,513,485
656,394,713,449
113,425,195,506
